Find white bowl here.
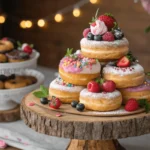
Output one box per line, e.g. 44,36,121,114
0,69,45,110
0,50,40,75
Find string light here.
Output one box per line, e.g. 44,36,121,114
37,19,46,27
73,8,81,17
54,13,63,22
20,20,26,28
0,15,6,24
90,0,98,4
25,20,32,28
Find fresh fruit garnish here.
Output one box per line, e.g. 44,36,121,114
65,48,73,57
138,99,150,113
83,28,91,38
2,37,8,41
71,100,78,108
98,13,117,30
102,32,115,41
22,43,33,55
117,56,130,67
76,103,85,111
113,30,124,40
40,97,49,104
94,35,102,41
87,32,94,40
102,80,116,92
87,81,100,93
91,22,96,27
49,97,61,109
125,98,139,112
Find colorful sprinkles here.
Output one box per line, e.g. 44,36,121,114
56,77,74,87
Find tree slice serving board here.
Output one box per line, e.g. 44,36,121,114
27,92,145,117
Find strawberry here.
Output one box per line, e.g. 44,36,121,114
125,98,139,112
22,43,33,55
87,81,100,93
49,97,61,109
91,22,96,27
102,80,116,92
117,56,130,67
98,13,116,30
102,32,115,41
83,28,91,38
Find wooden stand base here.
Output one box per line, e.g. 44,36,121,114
67,140,126,150
0,105,20,122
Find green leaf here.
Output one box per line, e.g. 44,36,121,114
96,78,105,84
145,26,150,33
30,44,34,48
17,41,22,47
40,85,49,97
33,91,46,98
96,59,99,63
105,13,114,17
146,72,150,76
89,8,99,24
138,99,150,113
65,48,73,56
126,51,137,63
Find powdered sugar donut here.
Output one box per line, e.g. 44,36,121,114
80,89,122,111
80,37,129,61
49,77,85,103
120,79,150,104
103,63,145,88
59,50,101,85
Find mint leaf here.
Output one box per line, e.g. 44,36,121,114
138,99,150,113
17,41,22,47
33,91,46,98
40,85,49,97
65,48,73,57
96,78,105,84
145,26,150,33
30,44,34,48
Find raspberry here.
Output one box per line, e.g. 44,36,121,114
125,98,139,112
102,32,115,41
83,28,91,38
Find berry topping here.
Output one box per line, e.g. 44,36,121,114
102,32,115,41
76,103,85,111
91,22,96,27
114,30,124,40
40,97,49,104
98,13,116,30
94,35,102,41
87,32,94,40
83,28,91,38
49,97,61,109
71,100,78,108
117,56,130,67
102,80,116,92
0,75,7,81
125,98,139,112
87,81,100,93
22,44,33,55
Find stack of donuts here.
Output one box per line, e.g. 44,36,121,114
49,12,149,112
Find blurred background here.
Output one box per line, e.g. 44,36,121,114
0,0,149,70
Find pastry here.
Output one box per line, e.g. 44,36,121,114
49,77,85,103
0,54,7,63
120,79,150,104
0,40,14,54
80,13,129,61
0,81,4,89
59,50,101,86
103,63,145,88
6,50,30,62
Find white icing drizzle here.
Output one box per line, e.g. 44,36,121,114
80,89,121,99
103,63,144,76
50,78,85,92
80,37,129,48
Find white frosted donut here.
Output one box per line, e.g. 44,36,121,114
49,77,85,103
79,89,122,111
103,63,145,88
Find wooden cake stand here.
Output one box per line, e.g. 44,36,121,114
20,93,150,150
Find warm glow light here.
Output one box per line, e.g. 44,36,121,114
0,15,6,24
25,20,32,28
20,20,26,28
54,13,63,22
73,8,81,17
37,19,46,27
90,0,98,4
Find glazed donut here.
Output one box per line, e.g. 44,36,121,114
0,54,7,63
59,50,101,86
80,89,122,111
49,77,85,103
0,81,4,89
103,63,145,88
120,79,150,104
0,40,14,54
80,38,129,61
4,78,27,89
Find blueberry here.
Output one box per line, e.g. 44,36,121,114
87,32,94,40
114,30,124,40
76,103,85,111
0,75,7,81
40,97,49,104
8,74,15,80
71,100,78,108
94,35,102,41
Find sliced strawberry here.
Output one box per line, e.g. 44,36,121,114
117,56,130,67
